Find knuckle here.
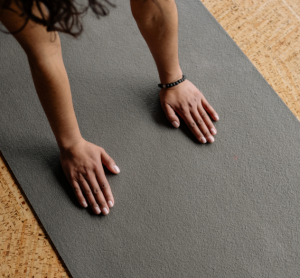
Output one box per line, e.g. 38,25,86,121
78,174,85,183
81,166,88,176
84,188,92,195
188,121,196,128
179,104,188,112
100,183,108,189
70,172,77,180
71,177,78,184
69,169,80,179
93,187,100,194
91,163,98,171
188,101,193,108
196,118,203,125
84,170,92,179
73,186,81,193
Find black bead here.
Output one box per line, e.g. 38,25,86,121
157,75,186,89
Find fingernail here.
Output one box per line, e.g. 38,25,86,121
200,137,207,143
103,207,109,215
113,165,120,173
108,201,113,208
172,121,179,128
82,201,88,208
208,136,215,143
215,115,219,121
95,207,101,214
210,128,217,135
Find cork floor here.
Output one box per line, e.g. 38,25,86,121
1,0,300,277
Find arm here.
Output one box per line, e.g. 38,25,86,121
0,0,119,215
131,0,219,143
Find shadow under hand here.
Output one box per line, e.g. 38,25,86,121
51,157,107,217
50,158,79,208
0,134,84,210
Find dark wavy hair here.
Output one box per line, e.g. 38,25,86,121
0,0,115,37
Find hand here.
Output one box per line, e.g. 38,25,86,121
159,79,219,143
60,138,120,215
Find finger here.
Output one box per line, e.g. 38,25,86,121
202,98,219,121
188,108,208,144
101,148,120,174
190,106,214,143
161,102,180,128
78,174,101,215
85,169,110,215
175,106,204,142
95,164,114,210
71,180,88,208
198,105,217,139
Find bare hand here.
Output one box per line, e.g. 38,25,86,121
60,138,120,215
159,79,219,143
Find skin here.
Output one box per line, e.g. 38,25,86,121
0,0,219,215
131,0,219,143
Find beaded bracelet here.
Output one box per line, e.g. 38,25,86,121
158,75,186,89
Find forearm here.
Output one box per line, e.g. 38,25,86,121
0,0,82,150
28,52,82,151
131,0,182,83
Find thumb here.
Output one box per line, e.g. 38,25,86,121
100,148,120,174
162,103,180,128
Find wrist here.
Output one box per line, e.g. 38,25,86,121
158,68,183,84
57,131,83,153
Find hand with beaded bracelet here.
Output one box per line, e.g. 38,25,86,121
131,0,219,144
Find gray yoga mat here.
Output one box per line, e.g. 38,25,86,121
1,0,300,277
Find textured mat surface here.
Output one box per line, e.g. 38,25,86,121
1,0,300,277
